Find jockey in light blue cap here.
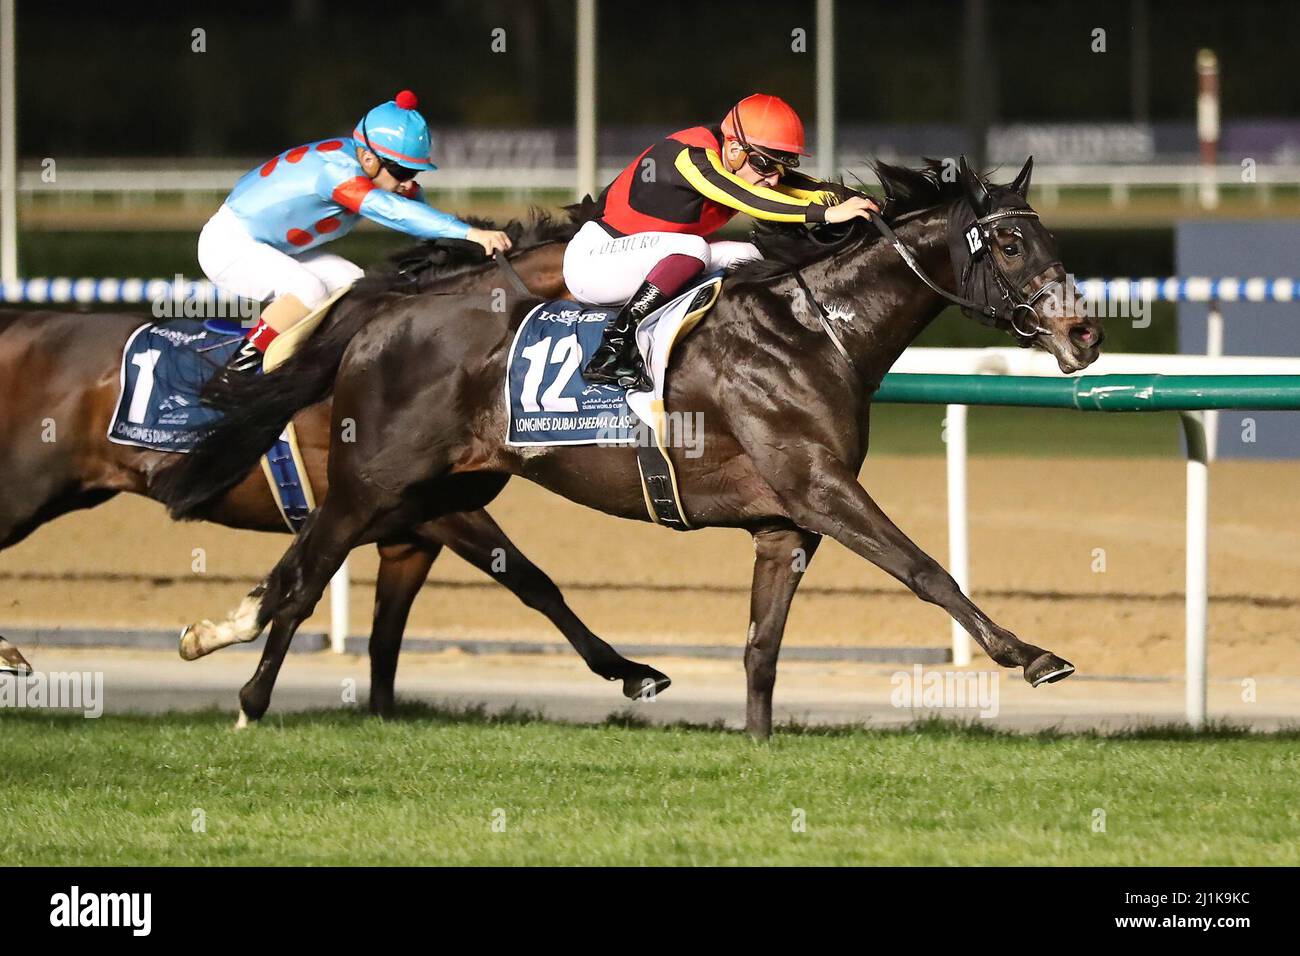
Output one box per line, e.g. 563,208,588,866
355,90,440,173
198,89,511,386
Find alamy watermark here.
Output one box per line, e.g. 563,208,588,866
596,409,706,458
50,886,151,936
1038,273,1151,328
0,670,104,718
890,665,999,718
150,273,258,323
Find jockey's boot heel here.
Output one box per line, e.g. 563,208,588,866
582,280,668,391
203,294,311,404
203,339,263,404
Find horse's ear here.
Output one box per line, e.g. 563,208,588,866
1009,156,1034,198
959,156,992,216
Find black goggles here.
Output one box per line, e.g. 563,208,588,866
381,160,420,182
742,146,795,178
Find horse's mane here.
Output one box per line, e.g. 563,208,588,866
353,206,583,295
729,158,970,283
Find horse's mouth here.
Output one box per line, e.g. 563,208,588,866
1040,324,1103,374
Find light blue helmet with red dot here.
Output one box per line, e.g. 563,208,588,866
353,90,437,171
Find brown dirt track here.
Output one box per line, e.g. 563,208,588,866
2,454,1297,682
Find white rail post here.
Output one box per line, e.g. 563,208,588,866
0,0,17,285
1196,49,1219,210
574,0,597,201
815,0,836,180
329,559,349,654
1180,411,1209,729
945,403,972,665
1204,299,1223,461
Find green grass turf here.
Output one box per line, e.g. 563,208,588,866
2,706,1296,866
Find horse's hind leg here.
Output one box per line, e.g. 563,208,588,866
744,527,821,739
421,510,670,700
369,539,439,718
236,496,376,725
180,582,269,660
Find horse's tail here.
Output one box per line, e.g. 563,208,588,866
152,300,371,520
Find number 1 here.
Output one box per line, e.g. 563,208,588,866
127,349,162,424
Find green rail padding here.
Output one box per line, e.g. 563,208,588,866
873,374,1300,411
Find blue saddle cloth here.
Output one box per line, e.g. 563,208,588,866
108,318,315,530
504,302,638,446
108,320,242,452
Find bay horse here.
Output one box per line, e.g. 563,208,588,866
157,158,1106,737
0,214,669,713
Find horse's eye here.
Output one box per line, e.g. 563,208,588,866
1003,242,1021,257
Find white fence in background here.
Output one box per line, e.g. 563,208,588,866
15,162,1300,208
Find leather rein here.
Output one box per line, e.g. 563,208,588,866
794,207,1060,378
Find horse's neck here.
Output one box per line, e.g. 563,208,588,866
806,206,954,386
433,242,567,299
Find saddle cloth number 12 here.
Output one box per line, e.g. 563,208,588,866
519,334,581,413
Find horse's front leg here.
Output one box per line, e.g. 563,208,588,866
369,539,441,718
768,447,1074,686
744,526,821,739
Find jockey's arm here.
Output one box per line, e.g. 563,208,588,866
355,176,509,254
320,168,471,240
674,146,828,223
772,169,846,206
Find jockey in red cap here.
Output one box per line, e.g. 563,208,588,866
566,93,878,390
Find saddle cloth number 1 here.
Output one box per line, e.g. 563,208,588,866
127,348,162,424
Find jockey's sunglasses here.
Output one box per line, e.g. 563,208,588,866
380,160,419,182
360,117,421,182
742,146,792,178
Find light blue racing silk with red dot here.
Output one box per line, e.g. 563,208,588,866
224,138,471,254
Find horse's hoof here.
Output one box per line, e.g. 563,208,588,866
622,668,671,701
0,637,33,676
234,708,254,731
1026,652,1075,687
178,623,209,661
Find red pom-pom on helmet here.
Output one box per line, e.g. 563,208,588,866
394,90,418,110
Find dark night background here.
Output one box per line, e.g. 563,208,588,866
13,0,1299,158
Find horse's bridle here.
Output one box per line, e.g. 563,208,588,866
952,208,1063,341
785,200,1065,379
872,208,1060,343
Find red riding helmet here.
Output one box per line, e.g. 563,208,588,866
721,94,810,164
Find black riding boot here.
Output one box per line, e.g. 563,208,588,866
581,280,668,392
203,338,263,403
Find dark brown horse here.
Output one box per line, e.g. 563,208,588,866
0,215,669,713
157,158,1105,737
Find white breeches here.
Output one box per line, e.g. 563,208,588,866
197,204,363,309
562,220,760,306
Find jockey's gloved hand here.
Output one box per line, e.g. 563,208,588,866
467,227,513,257
824,196,880,223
